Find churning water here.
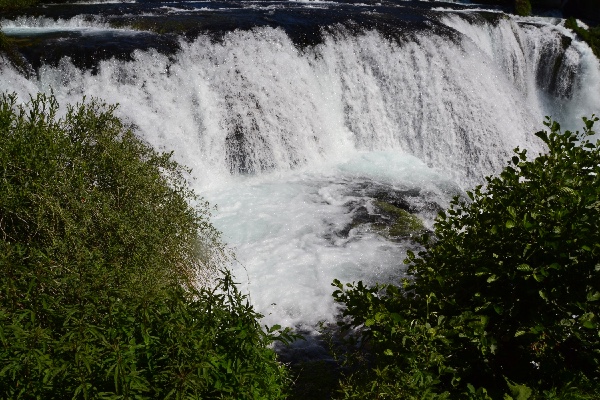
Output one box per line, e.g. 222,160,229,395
1,0,599,330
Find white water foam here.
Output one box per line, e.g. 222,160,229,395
206,151,458,328
1,15,599,329
0,16,146,37
440,13,600,129
1,16,108,29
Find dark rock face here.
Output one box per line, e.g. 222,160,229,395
0,0,462,73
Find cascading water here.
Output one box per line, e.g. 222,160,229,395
1,1,599,331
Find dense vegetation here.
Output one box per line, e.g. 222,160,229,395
0,93,290,399
0,0,37,12
333,116,600,399
565,17,600,60
515,0,532,17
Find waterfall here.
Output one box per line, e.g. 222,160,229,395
1,8,599,328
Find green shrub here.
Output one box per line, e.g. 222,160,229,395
0,93,290,398
565,17,600,60
333,116,600,398
515,0,532,16
332,281,458,399
0,0,38,12
0,93,223,292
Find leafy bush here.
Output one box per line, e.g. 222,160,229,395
333,116,600,398
515,0,532,16
0,93,289,398
0,0,38,12
0,93,223,292
565,18,600,60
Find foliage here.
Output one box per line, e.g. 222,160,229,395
0,0,38,12
515,0,532,17
0,92,222,292
0,93,290,398
332,280,458,399
333,116,600,398
0,264,290,399
565,18,600,60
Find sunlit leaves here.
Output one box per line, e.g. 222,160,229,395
333,115,600,398
0,93,289,399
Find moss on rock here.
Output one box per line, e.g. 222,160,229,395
373,200,425,238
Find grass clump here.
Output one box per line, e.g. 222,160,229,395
0,93,290,398
333,115,600,398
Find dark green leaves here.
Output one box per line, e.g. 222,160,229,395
0,93,289,399
333,115,600,398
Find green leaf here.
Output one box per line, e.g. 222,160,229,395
587,292,600,302
506,379,533,400
583,320,596,329
517,264,532,272
467,383,476,394
390,313,402,323
507,206,517,218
